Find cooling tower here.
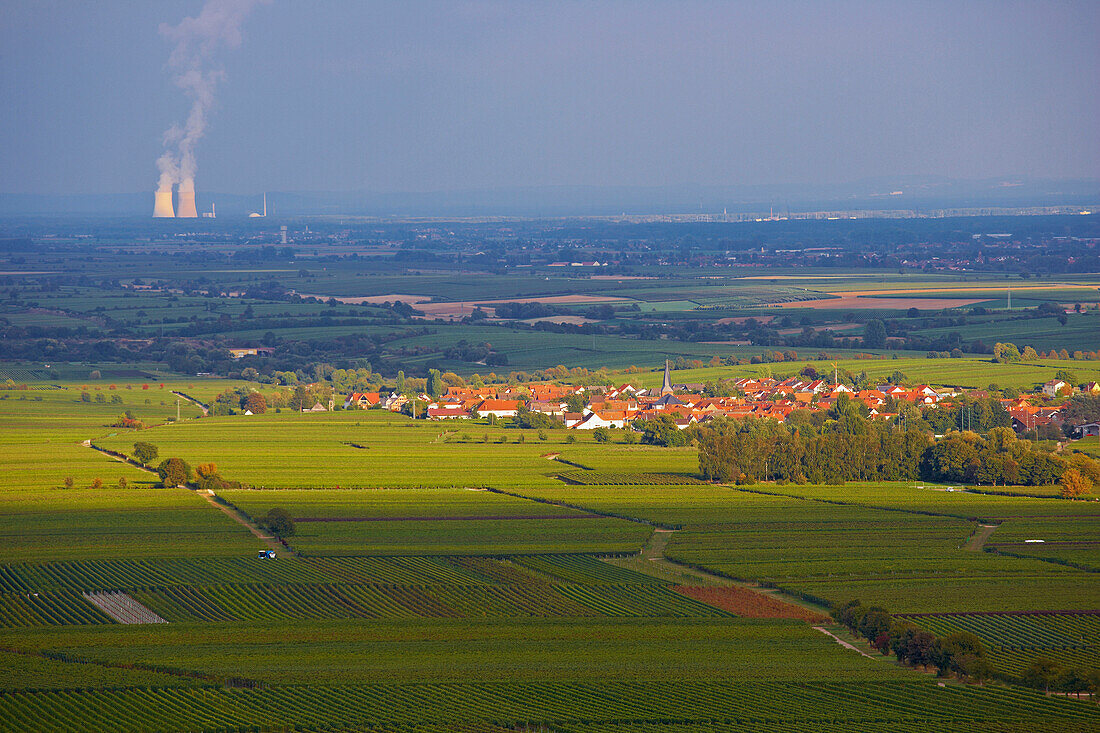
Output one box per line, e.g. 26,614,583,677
177,190,198,218
153,190,175,218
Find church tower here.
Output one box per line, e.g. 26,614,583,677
661,359,673,395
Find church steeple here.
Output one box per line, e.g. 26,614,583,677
661,359,673,395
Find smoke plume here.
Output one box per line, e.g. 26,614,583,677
155,0,266,193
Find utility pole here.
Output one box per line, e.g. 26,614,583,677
176,397,180,422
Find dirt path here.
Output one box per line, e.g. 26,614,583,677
84,442,285,554
86,443,158,474
171,390,209,415
965,523,1000,551
813,626,878,660
645,528,676,559
608,527,831,618
200,493,285,554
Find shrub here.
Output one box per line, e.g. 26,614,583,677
258,508,295,537
133,442,159,465
156,457,192,487
1060,469,1091,499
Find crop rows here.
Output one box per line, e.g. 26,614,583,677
0,590,112,628
126,582,728,622
555,584,732,617
0,554,644,593
304,556,491,585
0,558,332,592
0,681,1095,732
992,647,1100,678
509,555,667,585
559,471,704,485
898,612,1100,650
899,611,1100,679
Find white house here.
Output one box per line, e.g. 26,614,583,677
1042,380,1069,398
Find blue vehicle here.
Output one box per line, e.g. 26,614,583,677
257,550,276,559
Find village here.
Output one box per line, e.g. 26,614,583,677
340,362,1098,439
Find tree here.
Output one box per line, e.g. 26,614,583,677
63,476,74,489
427,369,443,399
1022,657,1061,694
90,477,103,490
863,320,887,349
240,392,267,414
931,631,987,677
1055,369,1078,386
858,607,892,644
258,508,296,537
564,394,587,413
592,427,611,443
1060,469,1091,499
117,476,128,489
195,462,219,479
395,370,406,394
132,441,159,466
156,458,192,487
1021,346,1039,361
993,342,1021,364
639,414,689,447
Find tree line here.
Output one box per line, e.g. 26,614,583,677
695,396,1100,489
833,599,1100,694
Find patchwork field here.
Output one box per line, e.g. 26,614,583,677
0,377,1097,729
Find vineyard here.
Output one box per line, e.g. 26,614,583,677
0,582,730,626
558,471,704,485
900,611,1100,678
0,680,1095,732
0,554,658,593
2,369,1100,729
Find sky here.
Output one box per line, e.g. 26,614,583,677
1,0,1098,196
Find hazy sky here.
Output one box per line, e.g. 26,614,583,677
2,0,1098,195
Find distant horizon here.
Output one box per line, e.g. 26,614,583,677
2,176,1097,219
2,2,1097,196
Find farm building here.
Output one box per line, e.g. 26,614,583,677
475,399,522,418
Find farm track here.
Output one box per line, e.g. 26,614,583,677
813,626,879,660
966,524,1000,552
83,440,285,554
170,390,209,414
201,494,285,554
618,526,831,618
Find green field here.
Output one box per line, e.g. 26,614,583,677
0,373,1098,729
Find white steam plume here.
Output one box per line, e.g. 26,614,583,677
155,0,266,193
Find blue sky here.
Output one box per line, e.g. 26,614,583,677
1,0,1097,195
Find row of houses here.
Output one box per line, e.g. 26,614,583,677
340,373,1100,439
342,363,962,430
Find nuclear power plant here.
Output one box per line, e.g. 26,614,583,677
153,189,175,217
152,186,202,218
177,189,198,218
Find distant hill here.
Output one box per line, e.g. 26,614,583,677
1,178,1096,218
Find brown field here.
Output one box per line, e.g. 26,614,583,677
674,585,828,621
